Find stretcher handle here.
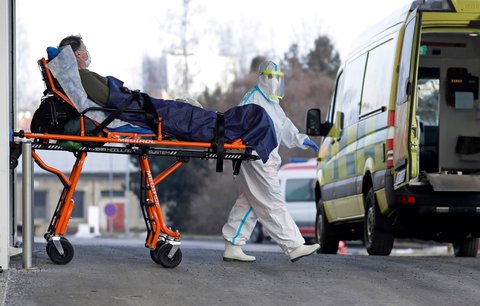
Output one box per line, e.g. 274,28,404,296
12,131,24,138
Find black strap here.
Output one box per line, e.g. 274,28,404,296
232,160,242,176
139,93,159,133
90,90,141,136
213,112,225,172
48,98,59,126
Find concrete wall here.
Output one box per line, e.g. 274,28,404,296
0,0,13,270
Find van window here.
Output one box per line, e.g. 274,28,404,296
397,18,416,104
360,39,396,115
330,71,345,123
285,178,315,202
340,54,367,126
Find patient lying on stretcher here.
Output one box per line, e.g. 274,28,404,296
42,35,277,162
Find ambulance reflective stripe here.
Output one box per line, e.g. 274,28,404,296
387,110,395,168
321,111,389,189
393,102,409,168
332,124,357,182
356,111,389,174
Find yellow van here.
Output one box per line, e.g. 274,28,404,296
307,0,480,257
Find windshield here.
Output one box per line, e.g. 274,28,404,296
285,179,315,202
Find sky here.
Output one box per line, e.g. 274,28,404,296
15,0,414,110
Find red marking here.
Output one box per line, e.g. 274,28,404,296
388,110,395,126
299,227,315,236
282,165,316,170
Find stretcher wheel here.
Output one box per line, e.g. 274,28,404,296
46,238,74,265
151,243,182,268
149,241,165,264
10,156,18,169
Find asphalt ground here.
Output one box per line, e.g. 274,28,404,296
1,237,479,306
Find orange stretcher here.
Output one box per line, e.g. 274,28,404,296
10,57,259,268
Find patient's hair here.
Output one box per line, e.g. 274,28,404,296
58,35,83,51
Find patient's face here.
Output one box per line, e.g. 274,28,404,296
75,42,90,69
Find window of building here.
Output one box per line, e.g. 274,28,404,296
100,190,125,198
33,191,47,219
361,39,396,115
71,191,85,218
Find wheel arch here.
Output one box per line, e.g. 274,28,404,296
362,171,374,210
315,181,322,209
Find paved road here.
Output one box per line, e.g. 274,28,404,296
1,237,479,306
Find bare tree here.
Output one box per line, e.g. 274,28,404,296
141,56,167,97
15,21,36,110
180,0,191,93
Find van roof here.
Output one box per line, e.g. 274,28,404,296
344,0,480,64
415,0,480,13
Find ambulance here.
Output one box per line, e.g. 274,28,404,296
278,159,317,243
307,0,480,256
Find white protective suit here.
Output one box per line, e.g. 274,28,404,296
222,61,312,254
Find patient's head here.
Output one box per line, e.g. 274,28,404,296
59,35,91,69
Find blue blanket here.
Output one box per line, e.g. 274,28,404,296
106,77,277,162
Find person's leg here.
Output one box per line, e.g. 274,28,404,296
222,193,258,262
239,160,306,254
222,193,258,246
244,163,320,261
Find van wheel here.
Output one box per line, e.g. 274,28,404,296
364,188,394,256
453,238,479,257
316,199,339,254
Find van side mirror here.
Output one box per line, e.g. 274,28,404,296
306,108,333,136
306,109,322,136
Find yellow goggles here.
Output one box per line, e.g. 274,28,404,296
260,70,284,78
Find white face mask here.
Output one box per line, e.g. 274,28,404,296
271,78,279,94
84,50,91,67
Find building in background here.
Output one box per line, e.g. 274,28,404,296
143,51,240,98
16,151,156,237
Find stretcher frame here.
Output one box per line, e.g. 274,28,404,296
11,57,259,268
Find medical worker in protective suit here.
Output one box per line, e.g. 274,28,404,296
222,60,321,262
